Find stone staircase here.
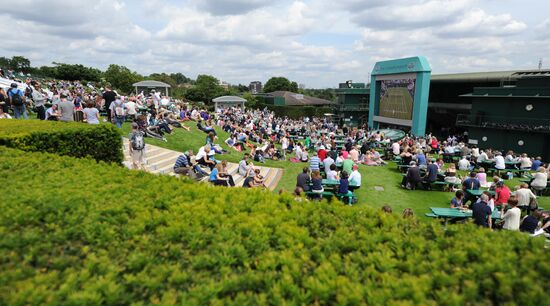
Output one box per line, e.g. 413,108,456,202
122,139,283,191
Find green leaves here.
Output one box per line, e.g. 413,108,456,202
0,146,548,305
0,120,122,164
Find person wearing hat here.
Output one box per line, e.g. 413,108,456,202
7,83,27,119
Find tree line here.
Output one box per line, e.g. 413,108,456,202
1,55,335,103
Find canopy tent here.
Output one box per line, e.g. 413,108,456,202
212,96,246,112
133,80,171,96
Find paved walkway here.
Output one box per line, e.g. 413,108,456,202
122,139,283,191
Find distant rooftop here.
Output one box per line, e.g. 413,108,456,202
431,70,550,82
133,80,171,87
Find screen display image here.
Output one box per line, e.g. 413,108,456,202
378,78,415,120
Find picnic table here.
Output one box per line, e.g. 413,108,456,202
428,207,502,226
466,189,495,198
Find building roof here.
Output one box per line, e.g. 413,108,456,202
431,70,550,83
212,96,247,103
267,91,336,106
132,80,171,87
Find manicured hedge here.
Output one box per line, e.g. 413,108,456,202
0,120,122,163
0,147,548,305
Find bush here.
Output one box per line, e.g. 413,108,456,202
0,120,122,163
0,147,548,305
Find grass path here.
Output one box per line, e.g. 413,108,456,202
122,121,549,217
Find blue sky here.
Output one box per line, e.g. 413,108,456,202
1,0,549,88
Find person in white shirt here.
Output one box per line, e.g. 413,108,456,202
501,197,521,231
392,141,400,156
494,152,505,170
326,164,339,180
126,100,137,118
477,150,488,163
323,155,334,172
471,147,480,158
444,144,455,154
349,165,362,187
515,183,536,208
295,144,303,161
504,151,517,163
518,153,532,169
457,156,470,171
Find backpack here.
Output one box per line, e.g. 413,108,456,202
131,132,145,150
114,101,125,117
9,89,23,106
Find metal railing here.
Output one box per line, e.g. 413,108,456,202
456,114,550,133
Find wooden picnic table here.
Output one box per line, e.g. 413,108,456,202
428,207,502,226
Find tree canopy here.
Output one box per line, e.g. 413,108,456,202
263,77,299,93
104,64,144,94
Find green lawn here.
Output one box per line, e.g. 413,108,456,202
122,121,549,217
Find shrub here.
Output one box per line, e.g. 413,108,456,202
0,120,122,163
0,147,548,305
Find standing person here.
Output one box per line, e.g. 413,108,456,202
128,123,146,170
7,83,27,119
32,86,47,120
0,88,8,114
500,197,521,231
102,86,117,122
472,194,492,229
58,93,74,122
82,102,100,124
109,97,126,128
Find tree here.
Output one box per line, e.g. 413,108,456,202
104,64,143,94
8,56,31,72
52,63,102,81
263,77,299,93
242,92,258,108
170,73,192,85
147,73,177,87
185,74,224,103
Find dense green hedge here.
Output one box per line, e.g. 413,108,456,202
257,103,335,119
0,120,122,163
0,147,548,305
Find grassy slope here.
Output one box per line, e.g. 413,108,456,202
122,121,549,216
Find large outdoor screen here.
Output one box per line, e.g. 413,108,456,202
378,78,415,120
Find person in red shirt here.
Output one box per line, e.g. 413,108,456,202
317,145,327,161
494,181,511,207
430,136,439,151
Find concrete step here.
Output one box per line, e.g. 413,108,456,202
146,151,180,165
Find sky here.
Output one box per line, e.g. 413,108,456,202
1,0,549,88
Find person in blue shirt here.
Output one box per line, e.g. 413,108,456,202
450,190,465,208
416,150,427,168
209,164,230,186
462,172,481,205
531,157,542,171
7,83,27,119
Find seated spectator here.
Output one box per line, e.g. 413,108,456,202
293,186,306,201
476,168,490,188
402,161,422,190
310,170,324,194
462,172,480,204
209,164,233,186
457,156,471,171
450,190,465,208
326,164,339,181
323,154,335,172
338,170,352,197
296,167,311,192
317,145,327,161
444,163,462,186
494,151,505,170
500,196,520,231
382,205,393,213
195,145,216,170
219,160,236,187
174,150,207,180
531,157,542,171
309,154,321,172
0,106,12,119
45,104,60,121
515,183,537,209
494,181,511,207
520,210,541,234
423,159,439,185
472,193,492,228
416,150,427,168
519,153,532,170
82,101,100,124
531,167,548,192
349,165,362,188
238,154,253,177
253,168,267,188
